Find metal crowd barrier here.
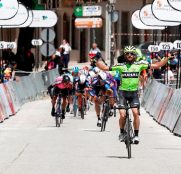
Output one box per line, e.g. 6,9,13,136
0,69,58,123
141,79,181,136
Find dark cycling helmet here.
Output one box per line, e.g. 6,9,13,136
62,75,70,83
95,52,102,59
124,46,137,55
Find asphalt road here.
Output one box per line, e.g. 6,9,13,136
0,98,181,174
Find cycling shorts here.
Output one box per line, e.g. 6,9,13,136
53,87,71,97
118,90,140,109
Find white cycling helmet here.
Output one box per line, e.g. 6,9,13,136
98,71,107,81
93,67,100,74
79,74,86,84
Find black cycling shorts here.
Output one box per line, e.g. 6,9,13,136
53,87,72,97
118,90,140,109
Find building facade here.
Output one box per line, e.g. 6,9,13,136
1,0,180,65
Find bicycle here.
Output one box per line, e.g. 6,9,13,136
55,93,63,127
114,102,135,159
101,95,115,132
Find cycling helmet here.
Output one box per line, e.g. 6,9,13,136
72,66,79,73
79,74,86,84
93,67,100,74
124,46,137,55
95,52,102,59
62,75,70,83
82,66,89,71
98,71,107,81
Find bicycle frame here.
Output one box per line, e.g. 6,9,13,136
101,95,113,132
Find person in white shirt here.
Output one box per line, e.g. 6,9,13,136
89,43,101,56
59,39,71,68
165,65,174,84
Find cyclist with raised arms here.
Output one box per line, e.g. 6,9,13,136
94,45,173,144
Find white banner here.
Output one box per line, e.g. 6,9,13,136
0,3,28,26
152,0,181,22
0,0,19,20
131,10,164,30
83,6,102,16
148,45,161,52
0,42,17,49
159,42,174,50
31,39,43,46
29,10,58,28
167,0,181,11
173,40,181,50
3,10,33,28
140,4,180,26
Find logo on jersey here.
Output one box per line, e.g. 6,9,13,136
122,72,139,78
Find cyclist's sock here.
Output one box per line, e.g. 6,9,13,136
97,115,101,120
134,130,139,136
120,129,124,133
62,109,65,114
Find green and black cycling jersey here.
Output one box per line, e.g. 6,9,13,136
110,60,150,91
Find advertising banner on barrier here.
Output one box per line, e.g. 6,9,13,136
2,84,16,115
5,82,21,113
0,99,5,122
0,84,12,117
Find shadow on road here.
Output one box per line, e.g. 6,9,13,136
106,155,130,159
82,129,110,133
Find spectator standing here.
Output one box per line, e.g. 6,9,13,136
89,42,101,56
165,65,174,84
59,39,71,68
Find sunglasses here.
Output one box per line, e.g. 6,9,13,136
125,52,136,56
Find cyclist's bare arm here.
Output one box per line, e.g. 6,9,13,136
150,56,170,69
96,60,109,71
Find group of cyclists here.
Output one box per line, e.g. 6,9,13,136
48,45,172,145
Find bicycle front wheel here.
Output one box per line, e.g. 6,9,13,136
55,116,60,127
125,116,131,159
101,104,108,132
81,97,85,119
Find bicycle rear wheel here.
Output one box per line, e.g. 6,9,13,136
81,97,85,119
73,96,78,117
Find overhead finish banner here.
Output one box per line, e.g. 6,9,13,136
3,10,33,28
131,10,164,30
29,10,58,28
152,0,181,22
0,3,28,26
0,0,19,19
140,4,180,26
167,0,181,11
